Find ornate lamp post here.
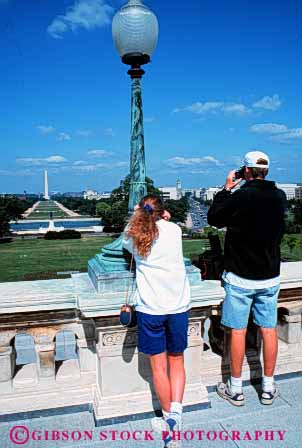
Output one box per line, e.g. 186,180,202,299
112,0,159,212
88,0,158,276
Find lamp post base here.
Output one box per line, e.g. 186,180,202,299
88,53,150,280
88,236,131,274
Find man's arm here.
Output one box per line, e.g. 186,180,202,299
207,189,233,228
207,170,242,228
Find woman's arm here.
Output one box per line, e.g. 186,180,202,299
121,223,134,254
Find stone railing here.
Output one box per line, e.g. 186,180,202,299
0,262,301,423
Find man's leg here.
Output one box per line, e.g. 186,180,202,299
259,327,279,402
218,283,252,405
230,328,247,378
260,327,278,377
253,285,280,404
149,352,171,413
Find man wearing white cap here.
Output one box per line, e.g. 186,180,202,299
208,150,286,407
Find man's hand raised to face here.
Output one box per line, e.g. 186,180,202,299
224,170,244,191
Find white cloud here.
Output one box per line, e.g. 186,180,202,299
174,101,249,116
57,132,71,141
223,104,249,115
73,160,87,165
166,156,222,168
46,155,67,163
88,149,113,157
252,94,282,111
103,127,115,137
0,169,36,177
174,94,282,118
17,155,67,166
47,0,114,39
250,122,302,144
174,102,223,114
250,123,288,134
36,125,55,134
77,129,92,137
72,161,127,173
113,161,128,168
271,128,302,143
73,164,97,172
189,169,211,174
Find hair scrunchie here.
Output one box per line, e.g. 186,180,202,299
143,204,153,214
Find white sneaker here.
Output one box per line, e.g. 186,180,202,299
151,416,169,433
164,416,182,448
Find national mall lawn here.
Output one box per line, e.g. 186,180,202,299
0,235,301,283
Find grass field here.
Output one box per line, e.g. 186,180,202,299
0,237,113,282
26,200,71,220
0,235,301,283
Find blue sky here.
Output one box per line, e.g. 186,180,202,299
0,0,301,193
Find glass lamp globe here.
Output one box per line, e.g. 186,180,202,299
112,0,159,65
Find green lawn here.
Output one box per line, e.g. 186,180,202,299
0,235,301,283
280,234,302,261
182,239,210,260
26,200,71,219
0,237,113,282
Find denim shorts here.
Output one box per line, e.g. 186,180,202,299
136,311,189,355
221,282,280,329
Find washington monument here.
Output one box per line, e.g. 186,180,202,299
44,170,50,200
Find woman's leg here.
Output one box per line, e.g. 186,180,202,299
149,352,171,412
167,353,186,403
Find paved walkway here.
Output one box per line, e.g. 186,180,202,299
0,375,301,448
54,201,81,217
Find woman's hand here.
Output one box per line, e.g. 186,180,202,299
162,210,171,221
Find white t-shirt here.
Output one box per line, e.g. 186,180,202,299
222,270,280,289
122,219,191,315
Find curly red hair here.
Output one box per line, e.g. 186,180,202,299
126,195,165,258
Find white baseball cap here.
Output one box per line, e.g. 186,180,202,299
243,151,270,168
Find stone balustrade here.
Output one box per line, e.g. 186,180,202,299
0,262,301,424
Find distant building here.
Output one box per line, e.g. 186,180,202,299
44,170,50,200
159,186,178,200
277,183,298,200
159,180,183,200
295,186,302,200
182,188,195,197
203,187,223,201
84,190,111,200
84,190,99,200
98,192,112,199
176,179,182,198
61,192,85,198
181,188,201,198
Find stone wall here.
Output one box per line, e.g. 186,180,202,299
0,262,301,423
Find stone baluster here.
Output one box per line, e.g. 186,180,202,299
278,302,302,344
0,346,15,383
37,343,56,382
0,331,16,389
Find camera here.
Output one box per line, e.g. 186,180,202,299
234,166,245,180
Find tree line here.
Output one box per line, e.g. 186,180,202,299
0,176,189,236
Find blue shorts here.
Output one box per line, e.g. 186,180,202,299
137,311,189,356
221,283,280,329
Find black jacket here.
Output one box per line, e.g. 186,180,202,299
207,179,287,280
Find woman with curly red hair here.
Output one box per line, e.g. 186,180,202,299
122,194,190,443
